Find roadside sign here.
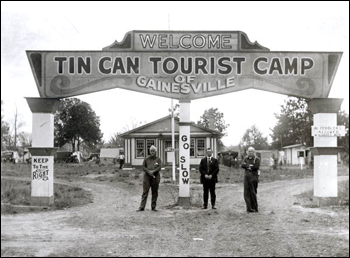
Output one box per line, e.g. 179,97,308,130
312,126,346,137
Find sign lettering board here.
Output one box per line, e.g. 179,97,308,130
27,31,342,100
312,126,346,137
31,156,54,196
179,126,190,196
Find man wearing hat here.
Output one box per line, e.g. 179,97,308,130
241,146,260,213
137,145,162,211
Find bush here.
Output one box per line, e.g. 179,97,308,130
1,179,93,214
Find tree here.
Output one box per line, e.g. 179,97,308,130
108,118,147,149
54,98,103,152
338,111,349,155
12,105,24,150
18,132,32,147
197,108,229,135
197,108,230,150
1,100,10,150
1,103,24,150
239,125,269,151
121,117,147,132
270,97,313,149
108,133,124,148
270,97,349,157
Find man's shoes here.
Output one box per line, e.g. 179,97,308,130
201,206,207,209
151,208,158,211
212,206,217,210
136,208,144,212
247,209,256,213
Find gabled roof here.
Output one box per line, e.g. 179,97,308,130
282,144,307,149
120,115,222,137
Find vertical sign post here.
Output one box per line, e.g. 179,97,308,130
171,99,176,181
178,100,191,206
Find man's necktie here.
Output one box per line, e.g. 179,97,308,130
207,157,210,174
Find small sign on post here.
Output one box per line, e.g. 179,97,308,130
165,147,175,152
311,126,346,137
31,156,53,200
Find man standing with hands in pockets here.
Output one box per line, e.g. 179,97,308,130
199,148,219,209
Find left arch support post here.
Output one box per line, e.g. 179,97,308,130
26,97,60,206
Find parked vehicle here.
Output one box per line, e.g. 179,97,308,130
87,153,100,160
1,151,19,163
55,151,74,163
65,153,79,163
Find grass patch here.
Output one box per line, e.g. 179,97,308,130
2,163,346,184
190,190,203,207
338,180,349,205
1,180,31,205
295,179,349,207
189,165,315,184
162,169,172,179
54,184,93,209
1,179,93,214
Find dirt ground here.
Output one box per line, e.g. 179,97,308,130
1,167,349,257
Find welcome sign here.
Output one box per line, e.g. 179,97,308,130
27,31,342,100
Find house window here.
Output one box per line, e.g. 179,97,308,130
136,139,145,158
190,139,195,157
165,141,172,149
146,139,156,155
196,139,205,157
297,151,304,157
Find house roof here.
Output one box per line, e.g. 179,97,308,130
282,144,306,149
120,115,223,137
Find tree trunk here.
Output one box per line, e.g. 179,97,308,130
14,107,17,150
72,138,76,152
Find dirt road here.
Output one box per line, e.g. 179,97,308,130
1,176,349,257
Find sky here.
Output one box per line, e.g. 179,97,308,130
1,1,349,147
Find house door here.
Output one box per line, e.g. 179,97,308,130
165,140,178,166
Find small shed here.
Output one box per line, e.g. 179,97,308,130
282,144,310,165
99,148,123,165
256,150,279,166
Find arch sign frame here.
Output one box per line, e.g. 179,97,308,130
27,30,341,100
26,31,343,207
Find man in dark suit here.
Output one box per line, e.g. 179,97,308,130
199,148,219,209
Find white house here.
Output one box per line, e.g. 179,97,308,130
120,115,222,167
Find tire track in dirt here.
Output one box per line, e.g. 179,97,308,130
186,177,348,257
1,176,349,257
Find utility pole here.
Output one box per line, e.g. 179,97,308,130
171,99,176,181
